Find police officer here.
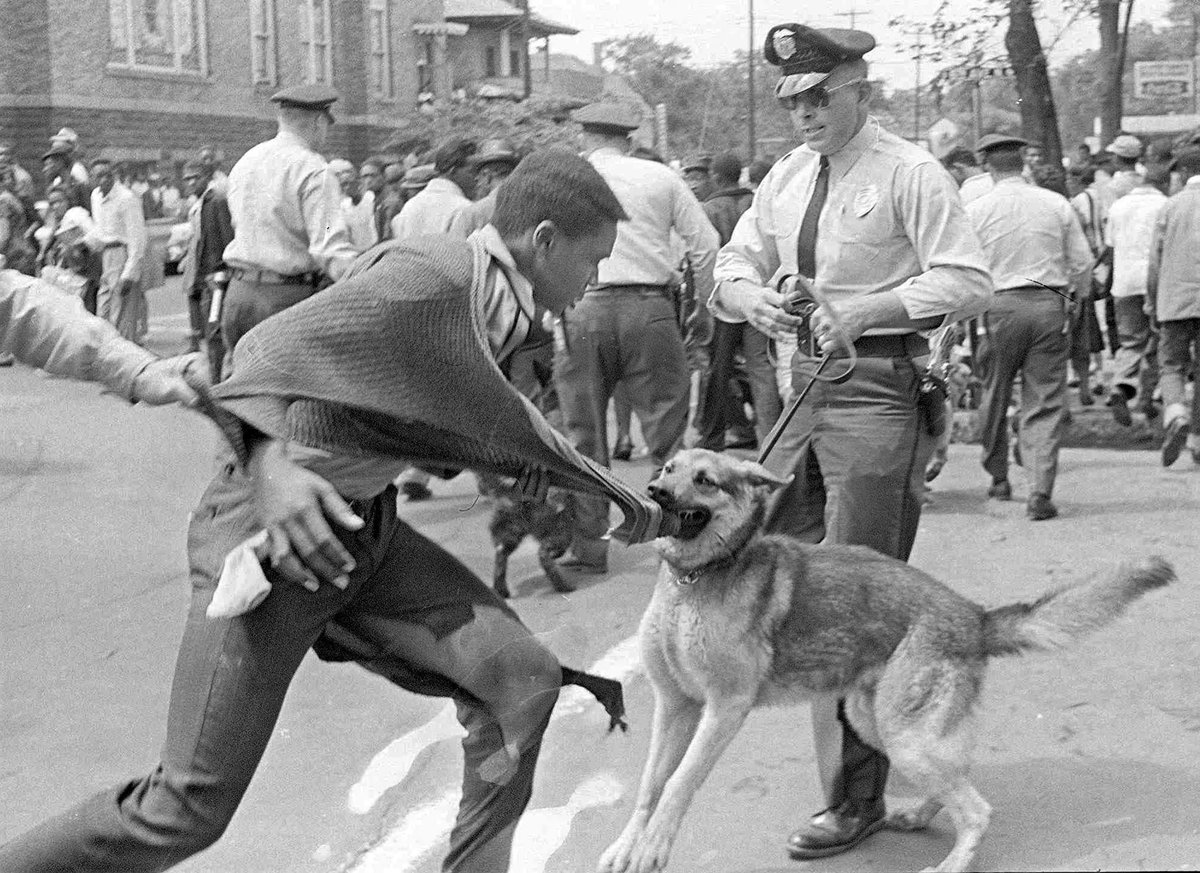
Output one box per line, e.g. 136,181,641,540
968,133,1094,520
554,102,719,574
712,24,992,859
221,84,358,367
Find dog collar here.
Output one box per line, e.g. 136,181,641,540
670,553,738,587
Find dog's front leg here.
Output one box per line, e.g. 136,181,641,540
624,696,754,873
598,691,701,873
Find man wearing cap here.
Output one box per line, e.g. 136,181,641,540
220,84,358,370
1099,134,1145,212
181,159,234,375
49,127,90,187
712,24,991,859
450,138,521,238
42,142,91,212
967,133,1092,521
1148,146,1200,467
554,101,719,574
681,154,713,201
391,137,478,240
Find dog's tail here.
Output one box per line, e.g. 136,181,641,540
982,556,1175,658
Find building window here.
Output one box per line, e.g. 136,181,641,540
485,46,497,78
108,0,208,75
299,0,333,85
417,40,434,96
368,0,392,97
250,0,277,85
509,48,521,78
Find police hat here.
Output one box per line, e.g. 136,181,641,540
764,24,875,100
572,102,642,135
974,132,1029,153
270,84,339,121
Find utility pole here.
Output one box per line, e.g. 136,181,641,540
748,0,756,161
520,0,532,100
906,26,926,142
833,7,865,30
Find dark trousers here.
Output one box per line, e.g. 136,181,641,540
186,281,226,379
553,290,690,560
695,320,783,450
762,348,935,807
220,277,316,376
978,291,1068,498
0,467,560,873
1158,318,1200,429
1112,294,1158,404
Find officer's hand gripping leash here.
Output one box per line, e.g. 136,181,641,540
756,275,857,464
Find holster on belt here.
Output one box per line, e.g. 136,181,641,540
206,270,230,326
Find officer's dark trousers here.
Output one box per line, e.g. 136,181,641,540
761,343,934,808
0,467,560,873
554,289,691,560
978,291,1068,498
220,277,315,376
695,319,783,450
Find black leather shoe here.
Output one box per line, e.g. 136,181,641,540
612,435,633,462
787,800,886,860
987,478,1011,500
1026,493,1058,521
1162,418,1189,467
1109,391,1132,427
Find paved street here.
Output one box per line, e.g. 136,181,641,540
3,279,1200,872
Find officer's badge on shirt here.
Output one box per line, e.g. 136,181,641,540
853,185,879,217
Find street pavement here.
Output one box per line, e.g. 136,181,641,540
3,278,1200,872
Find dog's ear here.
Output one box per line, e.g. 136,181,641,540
737,460,793,492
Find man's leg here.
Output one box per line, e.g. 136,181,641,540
694,320,742,450
1158,320,1194,464
618,294,691,470
1112,294,1151,408
333,520,561,873
0,464,362,873
220,278,313,373
1017,299,1069,507
977,299,1025,493
741,325,783,444
187,285,205,352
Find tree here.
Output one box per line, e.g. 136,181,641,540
1007,0,1064,165
382,96,581,158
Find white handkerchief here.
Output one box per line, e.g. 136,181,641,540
207,530,272,619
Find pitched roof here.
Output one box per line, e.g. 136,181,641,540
443,0,578,36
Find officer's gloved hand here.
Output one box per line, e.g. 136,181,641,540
133,352,207,407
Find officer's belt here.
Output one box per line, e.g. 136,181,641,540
996,284,1067,294
231,267,318,286
829,333,928,359
588,283,672,295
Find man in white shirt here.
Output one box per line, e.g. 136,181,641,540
390,137,478,239
329,158,378,253
1104,165,1168,424
553,101,719,575
966,134,1093,521
89,156,149,344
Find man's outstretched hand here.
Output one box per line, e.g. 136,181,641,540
247,439,365,592
132,353,208,407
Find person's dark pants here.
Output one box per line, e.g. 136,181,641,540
220,277,316,376
1112,294,1158,404
761,340,934,809
695,320,783,450
978,291,1068,498
0,466,561,873
554,289,691,563
1068,296,1102,386
1158,318,1200,431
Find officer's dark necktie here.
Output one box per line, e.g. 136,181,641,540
796,156,830,279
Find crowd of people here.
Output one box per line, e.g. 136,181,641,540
2,17,1199,873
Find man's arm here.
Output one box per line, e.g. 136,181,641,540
671,178,720,347
1145,207,1167,321
300,166,359,282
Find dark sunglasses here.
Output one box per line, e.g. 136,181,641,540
778,78,865,111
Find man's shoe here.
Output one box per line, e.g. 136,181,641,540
1139,400,1160,422
0,352,14,367
612,435,633,462
1079,385,1095,406
401,481,433,502
1109,391,1132,426
1162,418,1189,467
1026,493,1058,521
987,478,1011,500
786,800,886,860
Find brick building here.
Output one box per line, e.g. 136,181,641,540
0,0,577,184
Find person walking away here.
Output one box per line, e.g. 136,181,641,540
1147,146,1200,467
1066,164,1108,403
181,160,234,378
554,101,719,575
712,23,991,859
695,151,781,450
220,85,357,372
967,133,1093,521
1104,163,1168,424
88,156,149,345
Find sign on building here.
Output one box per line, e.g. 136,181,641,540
1133,61,1194,101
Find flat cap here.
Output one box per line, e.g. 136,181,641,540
401,164,437,191
270,84,339,115
681,154,712,173
974,132,1029,153
765,24,875,99
572,102,642,134
470,138,519,169
42,141,73,160
50,127,79,147
1106,134,1143,159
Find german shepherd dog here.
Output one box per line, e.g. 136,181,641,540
598,449,1174,873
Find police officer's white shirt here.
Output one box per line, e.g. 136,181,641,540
587,147,719,304
222,130,357,280
713,118,992,330
965,176,1092,293
1104,183,1168,298
392,177,471,239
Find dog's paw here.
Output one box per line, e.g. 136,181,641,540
625,826,673,873
597,835,636,873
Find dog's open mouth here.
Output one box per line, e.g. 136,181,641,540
674,507,712,540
